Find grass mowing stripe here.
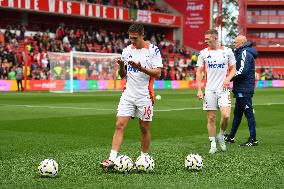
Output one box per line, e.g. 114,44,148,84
0,102,283,112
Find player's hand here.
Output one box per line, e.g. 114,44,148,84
114,58,124,67
128,61,143,72
223,78,230,90
197,90,204,100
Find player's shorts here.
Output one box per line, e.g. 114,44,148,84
117,96,154,121
203,89,231,110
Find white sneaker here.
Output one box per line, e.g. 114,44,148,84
217,135,227,151
209,146,217,154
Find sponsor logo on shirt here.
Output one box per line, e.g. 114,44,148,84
128,65,140,73
208,63,225,68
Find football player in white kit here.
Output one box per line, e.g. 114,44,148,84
101,23,163,169
196,29,236,154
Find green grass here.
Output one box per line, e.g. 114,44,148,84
0,88,283,189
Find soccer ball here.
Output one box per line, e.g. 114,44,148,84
38,159,58,177
135,155,155,173
185,154,203,171
114,155,134,173
155,95,161,100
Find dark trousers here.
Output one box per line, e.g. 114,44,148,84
229,96,256,139
17,79,24,91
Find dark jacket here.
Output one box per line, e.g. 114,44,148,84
232,41,258,97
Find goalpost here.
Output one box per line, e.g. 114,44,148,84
48,51,121,93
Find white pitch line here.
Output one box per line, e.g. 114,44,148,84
156,107,201,112
0,104,113,111
155,102,284,112
0,102,283,112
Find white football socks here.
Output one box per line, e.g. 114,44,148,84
141,151,149,156
219,129,225,137
109,149,118,162
209,137,216,148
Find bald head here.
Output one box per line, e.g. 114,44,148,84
234,35,247,49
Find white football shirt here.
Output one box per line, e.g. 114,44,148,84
197,47,236,91
121,42,163,101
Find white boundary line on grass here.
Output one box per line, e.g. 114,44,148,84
156,102,284,112
0,104,113,111
0,102,283,112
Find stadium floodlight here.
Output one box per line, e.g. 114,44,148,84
48,51,120,93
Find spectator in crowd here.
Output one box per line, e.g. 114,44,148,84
0,66,4,80
16,63,24,91
8,66,16,80
0,31,4,44
20,25,26,40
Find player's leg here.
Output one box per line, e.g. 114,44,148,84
226,97,244,142
101,97,134,169
207,110,217,154
240,97,258,146
139,120,151,155
112,116,131,152
101,116,131,169
218,90,231,135
218,106,230,151
217,90,231,151
219,106,231,133
203,91,218,154
136,98,153,156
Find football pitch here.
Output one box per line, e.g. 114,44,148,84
0,88,283,189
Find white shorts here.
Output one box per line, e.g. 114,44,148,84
117,96,154,121
203,90,231,110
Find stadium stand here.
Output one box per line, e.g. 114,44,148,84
1,24,283,81
0,0,283,81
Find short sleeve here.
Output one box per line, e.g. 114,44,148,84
121,46,130,65
121,48,128,65
151,45,163,68
227,48,236,66
196,52,204,68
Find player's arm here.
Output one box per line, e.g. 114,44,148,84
196,67,204,99
196,52,204,100
128,61,161,78
142,67,161,78
224,48,237,88
224,64,236,89
115,59,127,78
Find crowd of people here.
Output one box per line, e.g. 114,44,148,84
0,23,283,81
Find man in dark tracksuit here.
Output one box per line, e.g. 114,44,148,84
225,35,258,146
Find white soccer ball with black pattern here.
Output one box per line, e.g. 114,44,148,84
185,154,203,171
135,155,155,173
114,155,134,173
38,159,58,177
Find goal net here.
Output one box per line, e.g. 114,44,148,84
48,52,121,93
